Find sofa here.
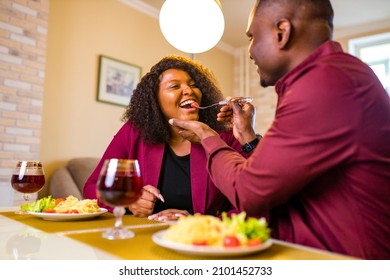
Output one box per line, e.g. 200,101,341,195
49,157,99,199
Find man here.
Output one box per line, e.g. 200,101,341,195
169,0,390,259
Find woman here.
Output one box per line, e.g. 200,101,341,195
83,55,255,221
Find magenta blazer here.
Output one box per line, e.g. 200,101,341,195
83,121,247,215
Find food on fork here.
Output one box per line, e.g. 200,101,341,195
190,101,200,108
190,97,254,109
20,195,100,214
163,212,270,247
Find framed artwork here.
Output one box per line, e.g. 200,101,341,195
97,55,141,107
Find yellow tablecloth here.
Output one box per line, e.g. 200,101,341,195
1,211,355,260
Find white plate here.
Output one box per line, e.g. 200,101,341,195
152,230,272,257
27,208,108,221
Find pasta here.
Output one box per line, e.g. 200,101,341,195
163,214,243,246
54,195,100,213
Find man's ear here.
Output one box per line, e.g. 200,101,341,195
275,19,291,49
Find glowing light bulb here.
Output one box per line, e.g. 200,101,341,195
159,0,225,54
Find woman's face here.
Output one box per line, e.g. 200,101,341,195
157,69,202,121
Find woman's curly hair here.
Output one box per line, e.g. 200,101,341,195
122,55,228,144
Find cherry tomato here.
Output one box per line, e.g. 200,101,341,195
192,240,207,246
223,236,240,247
247,238,262,247
69,209,79,214
55,198,65,206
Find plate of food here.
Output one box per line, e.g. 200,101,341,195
21,195,108,221
27,208,108,221
152,213,272,257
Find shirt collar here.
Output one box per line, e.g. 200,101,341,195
275,40,344,95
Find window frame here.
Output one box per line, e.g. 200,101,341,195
348,32,390,94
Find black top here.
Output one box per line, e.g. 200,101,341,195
153,145,193,214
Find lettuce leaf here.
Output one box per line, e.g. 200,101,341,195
20,196,56,212
222,212,271,242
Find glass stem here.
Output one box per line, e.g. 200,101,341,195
23,193,30,202
113,207,125,229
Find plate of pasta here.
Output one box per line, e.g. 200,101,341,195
21,195,108,221
27,208,108,221
152,213,272,257
153,229,272,257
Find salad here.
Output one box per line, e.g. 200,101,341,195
20,195,62,213
221,212,271,247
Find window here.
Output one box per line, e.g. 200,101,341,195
348,32,390,94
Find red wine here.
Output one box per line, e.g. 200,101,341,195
97,175,143,207
11,174,45,193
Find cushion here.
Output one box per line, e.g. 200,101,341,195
50,167,83,199
49,157,99,199
66,157,99,194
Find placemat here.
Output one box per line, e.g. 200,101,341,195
1,211,353,260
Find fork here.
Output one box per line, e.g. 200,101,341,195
194,97,253,109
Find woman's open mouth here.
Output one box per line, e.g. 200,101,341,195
179,99,197,109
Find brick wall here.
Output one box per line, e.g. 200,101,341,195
0,0,49,206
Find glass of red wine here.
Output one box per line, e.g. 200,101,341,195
97,159,143,240
11,161,45,214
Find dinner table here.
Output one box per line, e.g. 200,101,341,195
0,206,355,260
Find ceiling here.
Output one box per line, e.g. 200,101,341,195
135,0,390,49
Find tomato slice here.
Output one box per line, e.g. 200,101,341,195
55,198,65,206
69,209,79,214
247,238,262,247
192,240,207,246
43,209,56,213
223,236,240,247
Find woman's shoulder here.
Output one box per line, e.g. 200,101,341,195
113,121,145,143
117,121,140,134
119,121,163,148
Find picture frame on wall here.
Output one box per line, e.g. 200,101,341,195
97,55,141,107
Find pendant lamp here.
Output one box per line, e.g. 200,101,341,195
159,0,225,54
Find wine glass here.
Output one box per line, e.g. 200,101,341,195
97,159,143,240
11,161,45,214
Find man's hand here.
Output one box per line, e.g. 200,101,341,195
229,98,257,144
169,119,218,142
217,104,233,123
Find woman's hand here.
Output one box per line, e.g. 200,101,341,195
148,209,190,221
127,185,163,217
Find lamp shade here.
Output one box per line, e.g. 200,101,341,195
159,0,225,54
